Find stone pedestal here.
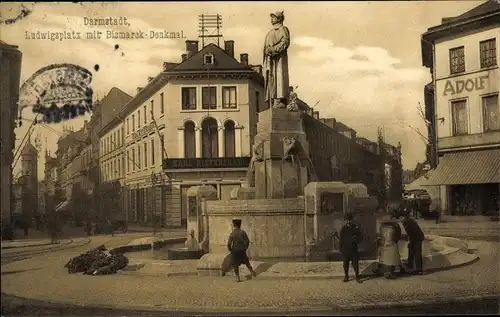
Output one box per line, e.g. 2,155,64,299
304,182,349,259
253,108,310,199
186,185,218,252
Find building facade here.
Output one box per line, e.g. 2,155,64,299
0,41,22,226
99,40,265,228
422,0,500,216
13,141,39,223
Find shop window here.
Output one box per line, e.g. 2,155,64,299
184,121,196,158
202,117,218,158
224,120,236,157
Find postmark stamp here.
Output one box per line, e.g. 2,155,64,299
18,63,94,124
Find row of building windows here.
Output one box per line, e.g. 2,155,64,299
102,154,126,182
81,149,93,168
126,92,165,136
126,135,163,173
451,93,499,135
101,128,125,155
183,118,236,158
182,86,237,111
449,38,497,74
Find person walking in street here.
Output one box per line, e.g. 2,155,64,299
401,213,425,275
334,212,363,283
224,219,257,282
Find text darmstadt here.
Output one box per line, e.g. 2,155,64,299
83,17,130,26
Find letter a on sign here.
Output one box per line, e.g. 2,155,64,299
443,80,455,96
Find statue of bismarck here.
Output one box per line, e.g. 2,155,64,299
263,11,291,109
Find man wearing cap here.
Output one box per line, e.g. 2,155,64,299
401,213,425,275
334,212,363,283
263,11,291,109
224,219,257,282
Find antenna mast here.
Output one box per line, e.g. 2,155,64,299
198,14,223,47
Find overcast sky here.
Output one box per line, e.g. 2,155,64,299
1,1,484,179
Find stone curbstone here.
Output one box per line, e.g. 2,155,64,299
109,237,186,255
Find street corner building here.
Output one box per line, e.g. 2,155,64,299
0,41,22,226
421,0,500,217
98,39,265,228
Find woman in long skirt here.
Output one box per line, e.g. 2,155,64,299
376,220,406,278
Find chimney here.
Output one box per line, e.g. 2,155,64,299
137,87,143,93
313,111,320,120
240,53,248,66
181,54,187,62
224,40,234,58
185,40,199,58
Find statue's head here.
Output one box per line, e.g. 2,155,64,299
270,11,284,25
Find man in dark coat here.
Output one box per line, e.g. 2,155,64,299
401,213,425,275
336,212,363,283
225,219,257,282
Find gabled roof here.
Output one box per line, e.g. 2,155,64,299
99,87,132,128
170,43,251,72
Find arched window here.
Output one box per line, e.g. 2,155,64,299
184,121,196,158
224,120,236,157
201,117,218,158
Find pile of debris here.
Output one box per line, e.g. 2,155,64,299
64,245,129,275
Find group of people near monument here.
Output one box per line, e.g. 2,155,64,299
220,208,424,283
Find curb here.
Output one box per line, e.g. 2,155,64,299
338,293,500,310
110,237,186,254
3,292,498,314
253,253,480,280
2,242,55,250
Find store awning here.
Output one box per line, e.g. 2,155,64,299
55,201,72,212
425,148,500,185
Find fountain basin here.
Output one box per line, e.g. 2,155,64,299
167,248,205,260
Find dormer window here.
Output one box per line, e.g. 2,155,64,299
203,53,214,65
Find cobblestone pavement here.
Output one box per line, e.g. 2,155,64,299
1,235,498,313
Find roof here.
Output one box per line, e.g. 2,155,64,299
442,0,500,25
21,141,37,155
171,43,251,72
422,1,500,40
356,137,376,145
99,87,133,128
335,121,355,132
0,40,20,51
425,148,500,185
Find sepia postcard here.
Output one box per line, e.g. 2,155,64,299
1,1,499,315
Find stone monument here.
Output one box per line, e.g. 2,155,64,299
264,11,291,109
193,12,378,274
